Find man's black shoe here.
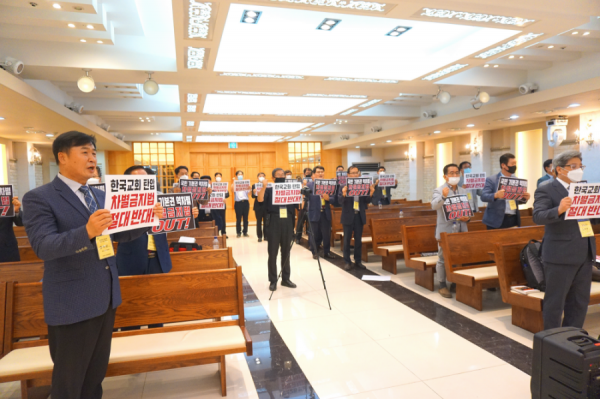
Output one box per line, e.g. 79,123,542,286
236,234,241,238
243,233,249,237
324,253,336,259
355,263,367,270
344,262,354,271
258,238,262,242
313,254,318,259
296,238,301,244
269,282,277,291
281,280,297,288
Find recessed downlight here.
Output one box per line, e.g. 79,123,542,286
572,31,579,35
484,64,490,68
548,45,554,49
68,23,75,28
80,39,86,42
97,40,103,44
493,64,499,68
568,103,580,108
509,55,514,59
386,140,392,143
583,32,590,36
52,3,61,9
509,115,519,120
355,146,360,148
46,133,55,138
0,117,4,120
519,56,524,59
318,19,340,31
370,143,375,146
467,124,475,127
433,130,441,134
241,10,261,24
86,24,94,29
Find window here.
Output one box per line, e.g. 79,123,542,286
287,142,321,178
133,142,175,192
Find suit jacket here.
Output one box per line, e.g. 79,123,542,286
480,172,526,228
533,179,598,266
252,183,266,211
116,232,171,276
23,176,148,326
431,183,469,241
0,209,23,263
537,174,553,188
338,187,371,225
371,180,397,206
306,181,332,222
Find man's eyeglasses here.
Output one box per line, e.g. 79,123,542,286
562,164,586,170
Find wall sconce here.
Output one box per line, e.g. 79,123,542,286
466,137,480,156
28,146,42,165
575,118,599,149
404,145,416,161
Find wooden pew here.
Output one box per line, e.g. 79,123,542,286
440,226,545,311
0,267,252,397
12,226,26,237
16,237,30,246
167,235,227,248
17,246,41,262
390,199,407,204
494,235,600,333
167,226,218,240
0,260,44,284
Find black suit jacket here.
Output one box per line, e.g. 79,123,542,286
306,181,331,222
533,179,598,266
252,183,267,211
338,188,371,225
0,209,23,263
371,181,397,206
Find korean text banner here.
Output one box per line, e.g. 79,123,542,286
103,175,159,235
347,177,372,197
565,183,600,220
497,177,528,201
442,195,474,221
463,173,486,190
254,183,263,194
151,193,196,235
314,179,337,196
200,192,226,210
378,174,396,188
234,179,251,192
89,183,106,192
212,182,228,193
0,185,15,217
180,179,209,201
272,182,302,205
336,172,347,186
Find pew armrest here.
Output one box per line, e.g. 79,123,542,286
241,326,253,356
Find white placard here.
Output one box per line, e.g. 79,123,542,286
565,183,600,220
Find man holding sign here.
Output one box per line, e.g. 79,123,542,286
0,185,24,263
307,166,336,260
23,132,164,399
252,172,268,242
481,153,530,229
372,166,398,206
533,150,599,330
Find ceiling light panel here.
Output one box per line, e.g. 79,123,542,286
198,122,313,133
304,94,367,98
422,64,468,81
340,108,358,115
187,105,197,112
203,94,365,116
273,0,385,12
241,10,262,24
325,77,398,84
216,90,287,95
311,123,325,127
188,1,212,39
359,99,381,107
317,19,341,31
386,26,411,37
188,93,198,103
419,8,535,27
475,33,544,59
215,4,519,81
219,72,304,79
187,47,206,69
196,135,283,143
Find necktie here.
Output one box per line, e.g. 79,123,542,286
79,186,98,213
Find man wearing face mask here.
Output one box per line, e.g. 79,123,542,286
533,151,599,330
252,172,268,242
170,165,189,193
481,153,531,229
306,166,335,260
372,166,398,206
233,170,250,237
195,175,214,224
537,159,554,188
296,168,313,243
302,167,313,185
213,172,229,238
258,168,298,291
458,161,480,213
432,164,471,298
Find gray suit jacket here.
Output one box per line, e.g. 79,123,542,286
431,183,469,241
533,179,598,266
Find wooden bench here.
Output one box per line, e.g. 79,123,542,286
0,267,252,397
440,226,545,311
17,247,41,262
167,226,219,240
12,226,26,237
167,235,227,248
401,218,537,290
493,234,600,333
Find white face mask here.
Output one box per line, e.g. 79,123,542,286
259,176,265,182
566,168,584,183
448,177,460,186
286,175,292,179
379,171,385,175
180,175,189,181
87,178,100,185
215,176,222,182
237,175,244,180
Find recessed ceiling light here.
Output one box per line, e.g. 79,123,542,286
46,133,55,138
186,121,195,126
572,31,579,35
325,77,398,84
386,140,392,142
359,99,382,107
186,136,193,142
52,3,61,9
509,115,519,119
187,93,198,103
220,72,304,80
484,64,489,67
420,8,535,27
422,64,468,81
86,24,94,29
548,45,554,48
568,103,580,107
140,120,144,122
241,10,261,24
340,109,358,115
433,130,441,134
68,23,75,28
187,47,206,69
386,26,411,37
0,117,4,120
493,64,499,68
508,55,514,59
356,146,360,148
474,33,544,59
519,56,524,59
97,40,103,44
318,19,341,31
187,105,197,112
583,32,590,36
370,143,375,146
467,124,475,127
80,39,86,42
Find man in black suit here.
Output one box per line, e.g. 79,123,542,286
306,166,335,260
0,195,23,263
252,172,268,242
371,166,398,206
533,150,599,330
338,165,375,271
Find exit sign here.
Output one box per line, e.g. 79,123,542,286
228,142,238,149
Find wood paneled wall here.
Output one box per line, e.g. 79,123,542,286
106,151,134,175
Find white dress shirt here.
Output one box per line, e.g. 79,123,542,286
57,172,89,209
556,177,569,191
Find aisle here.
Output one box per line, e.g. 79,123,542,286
233,232,531,399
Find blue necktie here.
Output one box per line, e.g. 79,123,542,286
79,186,98,213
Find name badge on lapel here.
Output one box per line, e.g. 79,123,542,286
578,219,594,238
280,207,287,218
353,200,359,211
509,200,517,211
96,235,115,260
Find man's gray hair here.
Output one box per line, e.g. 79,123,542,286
553,150,582,170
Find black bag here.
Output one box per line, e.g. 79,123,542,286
169,242,201,252
520,239,546,291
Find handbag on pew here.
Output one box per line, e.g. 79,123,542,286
169,242,201,252
520,240,546,291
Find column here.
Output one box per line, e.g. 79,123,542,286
408,142,424,201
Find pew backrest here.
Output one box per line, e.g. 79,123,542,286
0,261,44,284
12,226,26,237
170,247,235,272
370,216,437,254
493,242,530,303
167,235,226,248
401,224,438,269
167,226,218,240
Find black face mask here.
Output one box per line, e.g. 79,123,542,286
506,165,517,174
275,177,286,183
306,173,312,177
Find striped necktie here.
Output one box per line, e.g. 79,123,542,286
78,186,98,213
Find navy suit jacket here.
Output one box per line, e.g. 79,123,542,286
306,181,331,222
23,176,148,326
338,187,371,225
371,180,397,206
116,232,171,276
536,174,553,188
533,179,598,266
480,172,525,228
0,209,23,263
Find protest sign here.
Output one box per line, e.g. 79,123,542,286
103,175,159,235
151,193,196,234
377,174,396,188
200,192,226,210
565,183,600,220
336,171,347,186
272,182,302,205
347,177,372,197
463,173,486,190
286,178,297,184
180,179,209,201
254,183,263,194
234,179,251,192
442,195,474,221
497,177,528,201
89,183,106,192
212,182,228,193
0,185,15,217
314,179,337,196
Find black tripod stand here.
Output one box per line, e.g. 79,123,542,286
268,197,332,311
